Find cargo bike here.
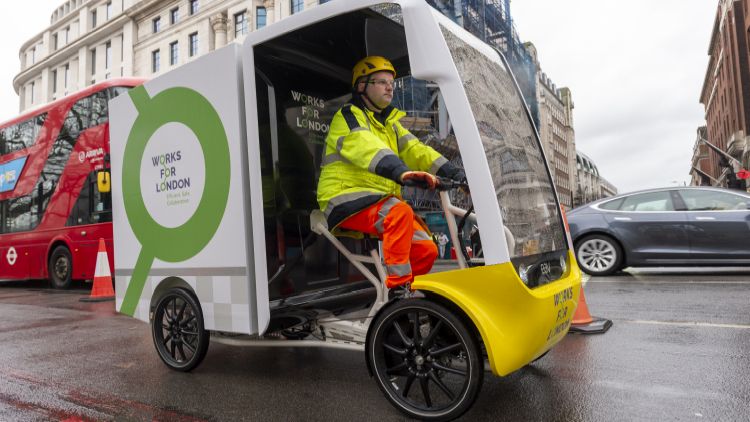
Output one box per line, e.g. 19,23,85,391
109,1,581,420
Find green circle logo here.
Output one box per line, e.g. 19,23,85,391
120,85,231,316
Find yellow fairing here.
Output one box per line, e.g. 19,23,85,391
411,251,582,376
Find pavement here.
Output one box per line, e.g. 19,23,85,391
0,268,748,421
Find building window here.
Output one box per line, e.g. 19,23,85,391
106,2,112,20
291,0,303,14
53,34,58,50
91,48,96,75
52,70,57,93
169,41,178,66
170,7,179,24
153,16,161,33
256,7,266,29
188,32,198,57
29,48,35,65
30,82,35,104
189,0,199,15
234,11,247,37
64,64,69,89
152,50,160,73
64,27,70,44
91,9,97,28
105,41,112,69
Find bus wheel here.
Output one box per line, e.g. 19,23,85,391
367,299,483,421
152,288,209,372
48,245,72,289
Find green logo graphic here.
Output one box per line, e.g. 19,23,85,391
120,86,231,316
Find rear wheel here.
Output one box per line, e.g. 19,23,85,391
367,299,483,421
575,234,624,276
48,245,72,289
152,288,209,372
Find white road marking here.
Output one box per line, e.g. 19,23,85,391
585,279,750,284
624,320,750,329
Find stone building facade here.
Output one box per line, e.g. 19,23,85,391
698,0,750,189
15,0,328,112
574,152,617,208
525,43,577,208
690,126,717,186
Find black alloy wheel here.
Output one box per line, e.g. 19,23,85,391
152,288,209,372
367,299,483,421
48,245,72,289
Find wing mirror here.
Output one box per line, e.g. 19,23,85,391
97,170,111,193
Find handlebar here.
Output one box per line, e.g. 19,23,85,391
402,176,468,191
436,177,469,192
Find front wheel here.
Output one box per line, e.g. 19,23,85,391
575,234,624,276
48,245,72,289
367,299,483,421
152,288,209,372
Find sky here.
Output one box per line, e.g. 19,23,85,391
0,0,66,122
0,1,718,193
510,0,717,192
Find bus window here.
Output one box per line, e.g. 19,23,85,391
4,195,32,233
66,172,112,226
65,96,92,140
107,86,131,100
67,175,91,226
92,172,112,222
30,183,44,228
0,114,47,154
91,91,109,126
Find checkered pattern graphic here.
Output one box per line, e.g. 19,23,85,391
116,274,252,334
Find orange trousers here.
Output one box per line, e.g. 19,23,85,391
339,197,438,288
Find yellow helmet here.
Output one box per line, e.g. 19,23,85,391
351,56,396,87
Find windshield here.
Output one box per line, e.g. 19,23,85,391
441,25,568,286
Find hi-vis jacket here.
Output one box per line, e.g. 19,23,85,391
317,102,453,229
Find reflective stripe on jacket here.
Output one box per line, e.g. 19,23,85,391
317,102,448,229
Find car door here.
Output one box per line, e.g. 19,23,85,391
677,188,750,262
603,190,690,264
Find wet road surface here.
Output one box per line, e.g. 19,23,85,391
0,269,748,421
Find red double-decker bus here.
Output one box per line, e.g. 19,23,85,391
0,78,144,288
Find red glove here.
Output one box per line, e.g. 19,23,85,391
400,171,438,190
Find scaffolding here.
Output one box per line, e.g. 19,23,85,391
426,0,538,125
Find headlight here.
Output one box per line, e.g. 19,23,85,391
560,255,567,274
518,265,528,283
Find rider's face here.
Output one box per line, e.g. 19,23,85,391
359,71,394,109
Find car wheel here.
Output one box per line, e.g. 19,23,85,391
152,288,209,372
367,299,483,421
575,234,624,276
48,245,72,289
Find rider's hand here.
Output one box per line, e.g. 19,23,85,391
400,171,438,190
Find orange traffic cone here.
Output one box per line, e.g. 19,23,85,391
568,285,612,334
80,238,115,302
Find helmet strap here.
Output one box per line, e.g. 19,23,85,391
357,75,385,113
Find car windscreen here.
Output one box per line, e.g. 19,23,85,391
440,25,568,287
